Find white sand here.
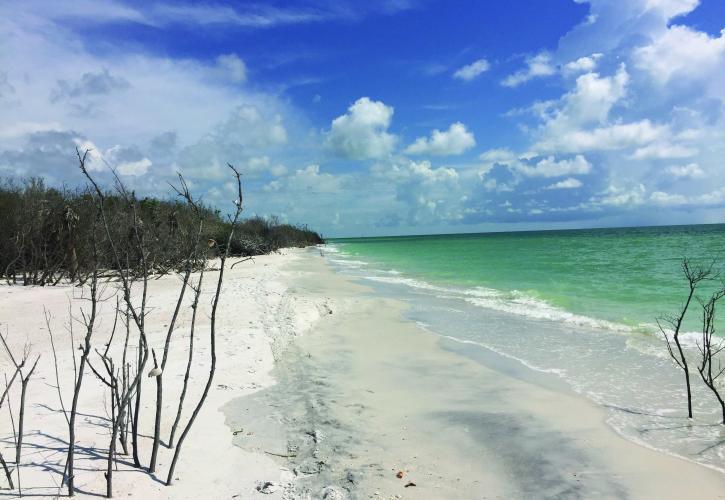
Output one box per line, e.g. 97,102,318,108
2,249,725,499
0,249,331,499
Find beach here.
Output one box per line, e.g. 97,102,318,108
2,248,725,499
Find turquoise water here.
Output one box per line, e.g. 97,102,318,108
331,224,725,334
324,224,725,472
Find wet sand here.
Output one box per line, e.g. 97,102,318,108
225,252,725,499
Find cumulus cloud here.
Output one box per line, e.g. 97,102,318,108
479,148,517,166
453,59,490,82
104,145,153,176
545,65,629,131
405,122,475,156
634,26,725,85
545,177,583,189
648,188,725,208
4,0,725,234
373,159,466,224
666,162,705,179
563,53,603,75
177,104,289,179
0,1,299,191
264,164,343,193
538,120,667,153
51,69,130,102
630,142,697,159
216,54,247,82
502,52,556,87
518,155,592,178
643,0,700,18
466,0,725,224
326,97,396,159
527,65,690,157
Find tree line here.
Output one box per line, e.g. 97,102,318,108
0,173,323,286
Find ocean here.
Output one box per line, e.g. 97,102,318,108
324,224,725,472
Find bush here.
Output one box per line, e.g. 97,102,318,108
0,177,324,285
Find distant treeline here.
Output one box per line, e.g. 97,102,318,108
0,177,323,285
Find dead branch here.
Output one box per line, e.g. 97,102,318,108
166,164,244,486
657,258,714,418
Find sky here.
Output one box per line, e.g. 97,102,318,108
1,0,724,237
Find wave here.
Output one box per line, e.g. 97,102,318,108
328,258,368,268
326,246,705,349
437,333,568,376
363,274,637,334
323,244,725,475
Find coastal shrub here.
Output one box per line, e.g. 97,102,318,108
0,176,324,285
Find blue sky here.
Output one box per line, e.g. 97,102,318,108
1,0,724,237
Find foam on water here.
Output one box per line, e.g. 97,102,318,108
363,273,636,334
320,243,725,474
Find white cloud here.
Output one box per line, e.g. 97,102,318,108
479,148,517,165
650,190,687,205
17,0,420,30
264,164,343,193
633,25,725,84
598,183,647,207
545,177,583,189
502,52,556,87
68,140,153,176
216,54,247,82
453,59,490,82
51,69,130,102
18,0,150,25
666,162,705,179
547,65,629,131
518,155,592,178
405,122,475,156
538,120,667,153
648,188,725,207
644,0,700,18
326,97,396,159
117,158,152,176
563,53,603,74
0,2,299,189
373,159,466,224
175,104,290,179
0,122,64,139
630,142,697,159
72,138,106,171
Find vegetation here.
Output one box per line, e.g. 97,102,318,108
0,175,323,286
0,153,323,497
659,258,725,424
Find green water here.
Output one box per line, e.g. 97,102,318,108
331,224,725,332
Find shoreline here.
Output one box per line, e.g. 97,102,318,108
229,250,725,499
1,249,725,498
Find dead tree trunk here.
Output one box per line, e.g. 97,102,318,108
131,335,143,467
168,273,204,448
697,288,725,424
0,332,39,493
149,260,194,469
166,164,244,485
65,225,101,496
14,354,40,495
0,335,25,491
0,452,13,490
79,149,152,475
152,175,205,457
657,259,713,418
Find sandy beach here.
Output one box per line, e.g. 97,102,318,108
2,249,725,499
